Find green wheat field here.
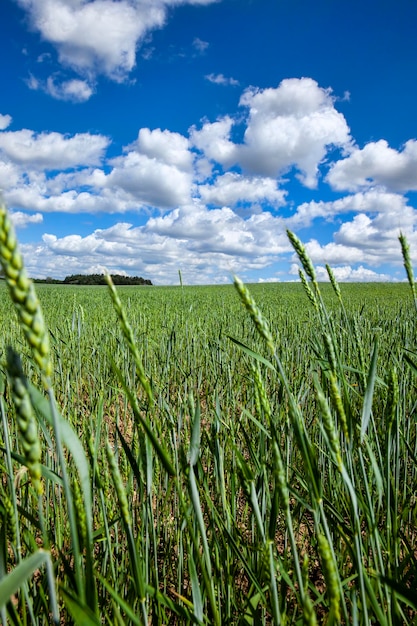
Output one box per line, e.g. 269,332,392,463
1,201,417,624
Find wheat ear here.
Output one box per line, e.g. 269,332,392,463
0,201,52,381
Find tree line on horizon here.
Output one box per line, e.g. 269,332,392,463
31,273,153,286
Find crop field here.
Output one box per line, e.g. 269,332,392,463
1,211,417,624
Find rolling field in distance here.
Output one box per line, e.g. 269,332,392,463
1,276,417,624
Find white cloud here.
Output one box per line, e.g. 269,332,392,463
30,203,289,283
16,0,218,87
316,265,393,283
327,139,417,192
0,129,109,169
10,211,43,228
303,238,366,265
333,213,407,258
4,72,417,283
1,164,141,213
106,152,193,209
146,202,288,256
0,126,194,213
43,232,101,255
287,187,417,278
237,78,351,186
258,276,281,283
199,172,286,207
192,37,209,53
5,187,136,214
314,264,394,282
300,206,417,268
21,198,412,284
17,0,164,80
134,128,193,171
45,77,94,102
0,114,12,130
205,73,239,86
102,127,195,210
288,261,393,282
191,78,351,187
27,73,94,102
190,116,237,166
290,189,411,228
0,161,21,190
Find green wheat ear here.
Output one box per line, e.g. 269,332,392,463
7,347,43,496
287,229,317,285
399,232,417,310
0,200,52,382
233,275,275,354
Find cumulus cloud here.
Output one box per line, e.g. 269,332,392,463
335,206,417,243
5,186,138,214
303,239,366,265
10,211,43,228
290,189,411,228
44,77,94,102
4,72,417,283
314,264,394,282
37,201,289,270
0,161,21,191
16,0,218,88
0,114,12,130
43,232,101,255
190,116,237,166
106,152,193,209
327,139,417,192
0,125,194,213
97,127,195,210
333,213,407,258
237,78,351,186
289,261,393,282
27,73,94,103
146,202,288,257
0,129,109,169
199,172,286,207
133,128,193,171
258,276,281,283
301,207,417,268
205,73,239,86
191,78,352,187
34,203,288,284
16,0,164,80
287,186,417,283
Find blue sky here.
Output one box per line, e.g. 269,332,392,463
1,0,417,284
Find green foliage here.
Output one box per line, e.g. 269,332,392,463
34,273,152,285
0,206,416,624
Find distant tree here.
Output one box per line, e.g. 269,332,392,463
34,276,66,284
60,273,152,286
33,273,152,285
